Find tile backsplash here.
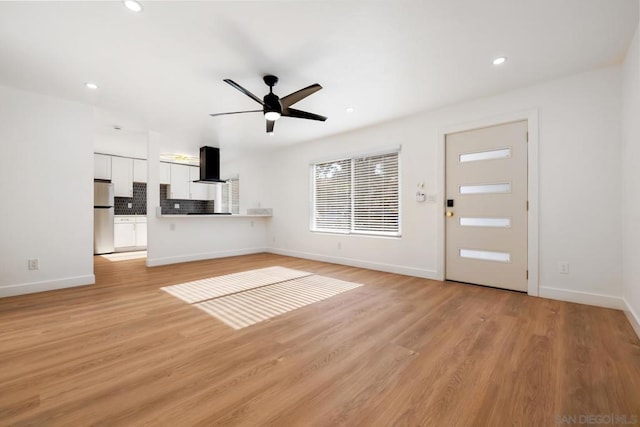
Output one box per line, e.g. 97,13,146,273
114,182,147,215
114,183,215,215
159,184,215,214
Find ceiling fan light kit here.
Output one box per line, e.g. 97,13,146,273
210,75,327,133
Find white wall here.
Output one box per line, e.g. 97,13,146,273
0,85,94,297
263,66,623,308
94,129,148,159
146,132,269,267
621,25,640,336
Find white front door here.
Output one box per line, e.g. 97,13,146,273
445,120,528,292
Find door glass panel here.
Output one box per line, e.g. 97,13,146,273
460,183,511,194
459,249,511,263
459,217,511,228
460,148,511,163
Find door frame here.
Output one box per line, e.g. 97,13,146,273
436,109,539,296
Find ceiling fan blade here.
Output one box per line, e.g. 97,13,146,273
223,79,265,106
283,107,327,122
280,84,322,108
266,120,275,133
209,109,262,117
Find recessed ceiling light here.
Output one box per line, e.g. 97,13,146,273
85,82,99,90
492,56,507,65
346,107,355,113
123,0,143,13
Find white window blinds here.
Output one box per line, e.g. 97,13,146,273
353,152,399,234
313,158,352,232
230,178,239,215
220,178,239,214
311,150,400,236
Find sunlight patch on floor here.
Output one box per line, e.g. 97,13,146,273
100,251,147,262
161,266,312,304
194,274,363,329
161,266,364,329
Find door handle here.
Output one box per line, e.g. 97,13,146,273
446,211,454,217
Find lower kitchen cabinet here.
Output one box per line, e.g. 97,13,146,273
114,216,147,250
114,221,136,248
136,222,147,247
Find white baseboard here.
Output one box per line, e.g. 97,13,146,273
267,248,439,279
0,275,95,298
146,247,268,267
538,286,624,310
623,297,640,340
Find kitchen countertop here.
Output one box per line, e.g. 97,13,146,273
155,207,272,218
157,214,272,218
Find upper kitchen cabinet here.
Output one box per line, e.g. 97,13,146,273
94,154,112,180
159,162,171,185
189,166,209,200
133,159,147,183
169,163,190,199
112,156,133,197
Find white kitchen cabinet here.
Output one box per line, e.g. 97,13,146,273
169,163,190,199
133,159,147,183
135,221,147,247
114,216,147,250
112,157,134,197
189,166,209,200
94,154,112,180
159,162,171,185
114,220,136,248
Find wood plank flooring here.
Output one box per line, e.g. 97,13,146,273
1,253,639,426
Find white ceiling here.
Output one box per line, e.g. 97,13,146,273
0,1,637,160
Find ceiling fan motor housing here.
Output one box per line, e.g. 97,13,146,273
263,92,282,115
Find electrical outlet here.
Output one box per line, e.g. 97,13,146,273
558,261,569,274
174,203,180,209
169,223,176,231
337,242,342,249
28,259,39,270
127,203,132,209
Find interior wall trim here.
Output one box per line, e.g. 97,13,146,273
623,297,640,340
268,248,439,280
146,247,268,267
0,275,95,298
539,286,624,310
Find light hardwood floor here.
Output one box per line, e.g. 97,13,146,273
1,253,639,426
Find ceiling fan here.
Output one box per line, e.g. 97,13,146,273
210,75,327,133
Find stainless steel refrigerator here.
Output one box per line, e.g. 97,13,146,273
94,181,114,254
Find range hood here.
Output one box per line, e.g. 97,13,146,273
193,146,226,183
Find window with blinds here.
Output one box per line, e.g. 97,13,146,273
220,178,240,214
311,150,400,236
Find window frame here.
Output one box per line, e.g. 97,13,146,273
220,176,239,215
310,148,401,237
